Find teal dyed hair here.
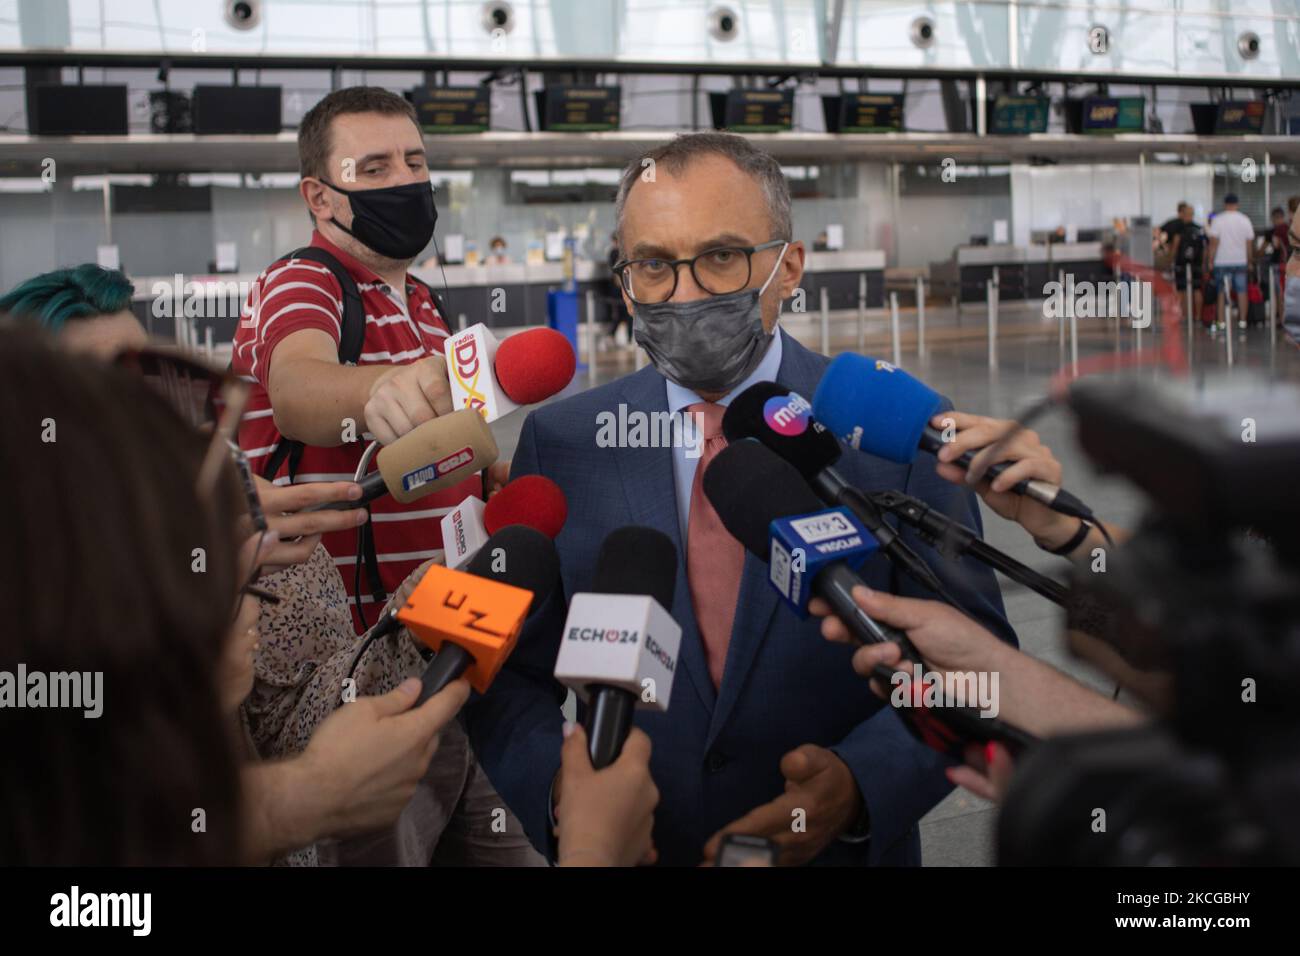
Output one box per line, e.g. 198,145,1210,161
0,264,135,332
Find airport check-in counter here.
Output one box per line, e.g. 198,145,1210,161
796,250,886,310
130,259,612,344
130,249,890,344
930,242,1108,303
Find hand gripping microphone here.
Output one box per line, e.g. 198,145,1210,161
812,354,1093,521
553,527,682,770
445,324,576,422
399,524,560,704
722,381,949,598
441,474,568,570
704,440,1037,762
305,407,498,511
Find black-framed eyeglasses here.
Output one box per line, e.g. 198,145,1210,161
614,239,788,305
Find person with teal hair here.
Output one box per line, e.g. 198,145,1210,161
0,263,146,358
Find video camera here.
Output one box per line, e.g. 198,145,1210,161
998,374,1300,864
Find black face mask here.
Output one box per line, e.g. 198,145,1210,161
321,179,437,261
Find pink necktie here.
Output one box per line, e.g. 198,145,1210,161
685,402,745,690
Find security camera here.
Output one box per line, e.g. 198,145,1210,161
708,5,740,42
1238,31,1261,60
481,2,515,35
910,17,936,49
223,0,260,31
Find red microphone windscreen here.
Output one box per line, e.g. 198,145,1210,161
495,328,576,405
483,474,568,540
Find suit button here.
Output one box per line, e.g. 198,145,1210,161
706,752,728,773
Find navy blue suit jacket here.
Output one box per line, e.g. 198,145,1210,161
463,331,1015,865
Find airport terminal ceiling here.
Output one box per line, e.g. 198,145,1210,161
3,1,1299,84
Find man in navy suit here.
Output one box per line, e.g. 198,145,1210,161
463,132,1015,866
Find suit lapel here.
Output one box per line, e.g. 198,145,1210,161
706,330,826,745
613,367,716,715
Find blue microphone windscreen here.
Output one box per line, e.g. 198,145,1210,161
812,354,943,464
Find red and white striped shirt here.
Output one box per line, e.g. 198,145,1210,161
232,231,479,633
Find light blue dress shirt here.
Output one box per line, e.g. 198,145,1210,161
664,329,784,544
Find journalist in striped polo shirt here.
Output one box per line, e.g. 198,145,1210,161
232,86,483,633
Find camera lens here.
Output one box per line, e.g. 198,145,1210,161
911,17,936,49
709,6,739,41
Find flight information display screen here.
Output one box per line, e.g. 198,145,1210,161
990,95,1049,134
537,86,621,132
1082,96,1145,134
837,93,905,133
412,87,490,133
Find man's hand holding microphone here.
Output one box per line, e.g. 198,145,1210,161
363,353,454,446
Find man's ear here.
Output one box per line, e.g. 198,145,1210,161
778,240,806,299
300,177,333,223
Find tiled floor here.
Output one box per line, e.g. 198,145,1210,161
492,305,1300,866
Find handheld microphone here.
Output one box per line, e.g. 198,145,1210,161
445,324,576,423
441,474,568,570
364,473,568,642
305,408,498,511
703,439,920,654
722,382,949,598
703,440,1038,762
812,354,1093,520
553,527,682,769
398,525,560,703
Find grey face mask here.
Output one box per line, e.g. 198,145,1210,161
632,242,788,394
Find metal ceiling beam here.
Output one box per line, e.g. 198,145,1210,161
2,131,1296,177
0,48,1296,90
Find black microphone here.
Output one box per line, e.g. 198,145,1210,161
704,440,1038,761
703,439,921,656
722,381,951,599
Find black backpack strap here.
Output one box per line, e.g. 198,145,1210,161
260,438,304,483
408,274,452,331
284,245,368,365
358,510,387,606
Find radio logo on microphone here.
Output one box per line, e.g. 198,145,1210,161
449,332,488,412
763,392,812,436
450,509,468,553
401,446,474,492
